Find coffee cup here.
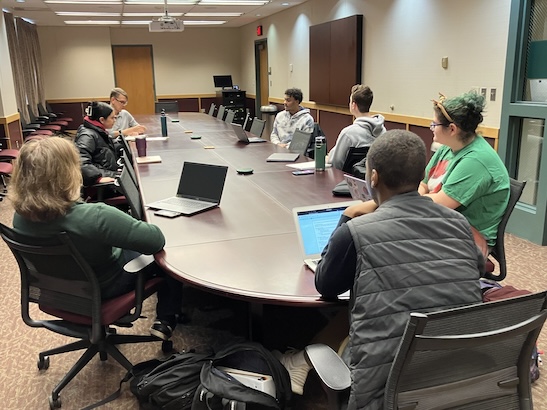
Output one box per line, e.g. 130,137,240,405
136,136,147,157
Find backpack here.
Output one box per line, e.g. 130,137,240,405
192,342,293,410
130,350,213,410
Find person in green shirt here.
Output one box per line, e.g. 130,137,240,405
344,91,509,258
9,137,182,340
419,92,510,256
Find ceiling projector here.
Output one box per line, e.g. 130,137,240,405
149,18,184,32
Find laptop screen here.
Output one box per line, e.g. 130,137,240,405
289,130,312,155
177,162,228,202
295,205,349,256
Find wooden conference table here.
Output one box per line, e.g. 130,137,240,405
134,113,351,311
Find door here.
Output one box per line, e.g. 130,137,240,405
254,39,269,116
112,45,155,115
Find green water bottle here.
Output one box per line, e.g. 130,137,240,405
315,136,326,171
160,109,168,137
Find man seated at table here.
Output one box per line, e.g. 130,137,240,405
312,129,483,408
108,87,147,138
270,87,314,148
326,84,386,170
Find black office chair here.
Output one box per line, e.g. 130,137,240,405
242,110,251,131
116,165,144,220
208,102,216,116
216,105,226,121
224,109,235,124
306,291,547,410
249,117,266,138
0,223,167,409
341,146,370,174
483,178,526,281
38,102,73,124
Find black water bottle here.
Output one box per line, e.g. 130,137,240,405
160,109,168,137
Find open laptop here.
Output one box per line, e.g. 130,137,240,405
293,200,359,272
231,123,266,143
344,174,373,201
145,162,228,216
288,129,313,155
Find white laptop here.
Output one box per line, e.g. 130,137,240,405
266,152,300,162
344,174,373,201
231,123,267,143
293,201,359,272
146,162,228,216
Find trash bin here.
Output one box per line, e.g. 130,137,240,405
260,104,278,137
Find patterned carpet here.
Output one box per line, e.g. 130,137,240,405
0,195,546,410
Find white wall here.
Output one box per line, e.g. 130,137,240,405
239,0,512,127
37,0,511,127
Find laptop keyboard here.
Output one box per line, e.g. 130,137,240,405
159,197,211,210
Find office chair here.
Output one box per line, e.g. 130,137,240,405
116,165,144,220
208,102,216,116
341,146,370,174
483,178,526,281
19,112,55,138
216,105,226,121
27,104,67,133
38,102,73,124
118,149,138,188
249,117,266,138
224,109,235,124
242,110,251,131
0,223,169,409
306,291,547,410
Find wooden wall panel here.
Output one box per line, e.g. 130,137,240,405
48,102,86,127
409,125,434,161
384,121,406,130
318,110,353,150
309,23,331,105
8,121,23,148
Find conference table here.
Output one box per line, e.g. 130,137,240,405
133,113,351,333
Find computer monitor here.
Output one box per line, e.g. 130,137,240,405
213,75,233,89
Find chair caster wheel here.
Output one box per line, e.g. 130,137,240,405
49,394,61,409
162,340,173,353
38,356,50,370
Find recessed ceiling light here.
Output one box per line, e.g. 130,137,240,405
281,2,289,5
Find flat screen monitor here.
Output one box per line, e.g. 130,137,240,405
213,75,233,89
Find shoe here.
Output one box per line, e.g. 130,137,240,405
273,349,312,395
150,320,174,341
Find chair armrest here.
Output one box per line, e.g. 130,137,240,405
123,254,155,273
305,344,351,391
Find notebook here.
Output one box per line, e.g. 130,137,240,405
145,162,228,216
344,174,373,201
266,152,300,162
231,123,266,143
293,200,359,272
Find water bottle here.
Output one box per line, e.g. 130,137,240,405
160,109,168,137
315,136,326,171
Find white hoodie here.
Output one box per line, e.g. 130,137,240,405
270,107,314,145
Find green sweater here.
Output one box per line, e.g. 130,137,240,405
13,202,165,289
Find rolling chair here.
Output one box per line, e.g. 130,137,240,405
115,165,144,220
216,105,226,121
224,109,235,124
249,117,266,138
306,291,547,410
332,146,371,197
483,178,526,281
0,223,168,409
208,102,216,116
242,110,251,131
38,102,73,124
27,104,67,133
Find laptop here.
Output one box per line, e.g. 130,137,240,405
145,162,228,216
344,174,373,201
231,123,266,143
293,200,359,272
266,152,300,162
288,129,313,155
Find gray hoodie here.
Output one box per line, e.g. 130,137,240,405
327,114,386,170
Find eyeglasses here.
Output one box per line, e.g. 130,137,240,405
115,98,128,106
430,122,447,131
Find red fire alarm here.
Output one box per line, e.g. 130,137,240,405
256,25,263,36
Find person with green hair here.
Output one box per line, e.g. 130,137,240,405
420,91,509,256
344,91,509,257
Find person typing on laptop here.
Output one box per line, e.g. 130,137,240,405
270,88,314,148
307,130,483,407
10,137,183,341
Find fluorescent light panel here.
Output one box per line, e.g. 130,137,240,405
47,1,122,4
185,12,242,16
123,12,183,16
64,20,120,24
184,20,225,24
197,1,267,5
56,11,121,16
124,0,196,3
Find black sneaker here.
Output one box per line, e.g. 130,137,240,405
150,320,174,341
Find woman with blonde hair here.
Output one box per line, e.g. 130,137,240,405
9,137,182,340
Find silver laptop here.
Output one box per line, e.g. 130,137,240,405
288,129,312,155
293,200,359,271
231,123,266,143
146,162,228,216
266,152,300,162
344,174,373,201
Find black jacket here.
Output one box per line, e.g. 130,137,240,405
75,120,120,186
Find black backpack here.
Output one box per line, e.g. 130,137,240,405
192,342,293,410
130,350,213,410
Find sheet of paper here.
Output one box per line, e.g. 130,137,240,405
286,161,332,170
125,135,168,142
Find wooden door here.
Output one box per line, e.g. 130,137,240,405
112,46,155,115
